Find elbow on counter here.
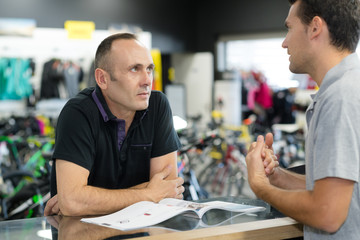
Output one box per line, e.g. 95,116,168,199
58,193,85,216
318,220,345,234
315,210,347,234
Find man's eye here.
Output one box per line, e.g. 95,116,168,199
130,67,137,72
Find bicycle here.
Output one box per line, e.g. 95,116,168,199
0,116,55,220
196,128,248,198
177,134,218,200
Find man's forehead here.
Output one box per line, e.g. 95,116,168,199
111,40,153,64
285,3,299,25
111,38,143,52
289,1,300,19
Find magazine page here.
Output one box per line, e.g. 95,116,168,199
81,199,266,231
159,198,208,218
151,214,201,231
159,198,266,218
198,211,256,228
196,200,265,217
81,200,196,231
153,211,250,231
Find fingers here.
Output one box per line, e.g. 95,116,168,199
254,135,265,152
265,132,274,150
248,135,276,164
175,176,184,186
147,174,185,202
175,193,184,199
262,148,274,160
246,135,265,169
44,205,51,216
261,144,273,158
46,215,62,229
251,133,274,161
44,195,58,216
51,202,60,215
174,177,185,199
263,150,279,176
175,182,185,199
168,177,185,199
249,142,257,152
246,135,264,165
246,135,272,193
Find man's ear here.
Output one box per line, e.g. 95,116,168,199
309,16,323,40
95,68,108,89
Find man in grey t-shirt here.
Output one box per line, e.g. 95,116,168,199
245,0,360,239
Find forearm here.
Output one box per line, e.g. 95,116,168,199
257,177,353,233
130,181,149,189
58,185,152,216
258,184,329,231
55,154,183,217
269,167,306,190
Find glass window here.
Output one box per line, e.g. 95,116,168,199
219,33,360,90
220,35,298,89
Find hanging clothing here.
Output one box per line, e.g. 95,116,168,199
40,59,65,99
254,82,273,109
0,58,33,100
40,59,83,99
63,62,84,98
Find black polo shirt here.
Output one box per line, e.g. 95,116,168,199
50,85,181,196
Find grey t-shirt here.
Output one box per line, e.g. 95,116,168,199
304,53,360,239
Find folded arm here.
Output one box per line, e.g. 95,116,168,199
44,151,184,216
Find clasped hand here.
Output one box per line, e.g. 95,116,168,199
247,133,279,176
146,165,185,202
245,133,279,193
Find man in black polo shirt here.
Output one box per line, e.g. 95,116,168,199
44,33,185,216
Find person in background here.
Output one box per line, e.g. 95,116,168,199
44,33,185,216
250,71,273,124
244,71,274,128
246,0,360,239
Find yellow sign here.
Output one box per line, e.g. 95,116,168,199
151,49,163,91
64,20,95,39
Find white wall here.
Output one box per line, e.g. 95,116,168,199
214,79,242,126
171,52,213,128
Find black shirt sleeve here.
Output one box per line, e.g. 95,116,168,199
150,91,181,158
52,101,96,171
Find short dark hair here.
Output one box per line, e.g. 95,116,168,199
288,0,360,52
94,33,138,71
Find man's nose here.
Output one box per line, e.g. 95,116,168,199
142,70,153,86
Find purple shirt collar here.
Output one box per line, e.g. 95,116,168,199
92,89,110,122
91,87,148,123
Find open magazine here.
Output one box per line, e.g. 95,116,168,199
81,198,266,231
